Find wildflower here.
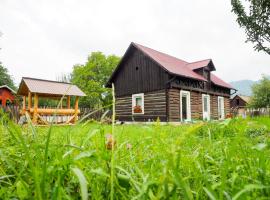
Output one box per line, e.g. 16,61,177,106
126,143,132,150
105,134,116,150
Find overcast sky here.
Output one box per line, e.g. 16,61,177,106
0,0,269,85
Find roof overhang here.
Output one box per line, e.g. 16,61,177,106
17,77,86,97
0,85,16,94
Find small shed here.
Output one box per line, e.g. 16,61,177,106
230,95,251,116
17,77,86,125
0,85,16,107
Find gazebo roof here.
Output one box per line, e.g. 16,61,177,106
17,77,86,97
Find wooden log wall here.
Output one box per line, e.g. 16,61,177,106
115,90,166,121
211,95,218,120
167,89,180,121
224,97,230,116
190,91,202,120
168,89,204,121
168,89,229,121
116,89,231,122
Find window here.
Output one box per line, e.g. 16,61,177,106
218,96,225,120
132,93,144,114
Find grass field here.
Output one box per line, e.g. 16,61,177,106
1,116,270,199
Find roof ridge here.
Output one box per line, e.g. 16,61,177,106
22,77,72,85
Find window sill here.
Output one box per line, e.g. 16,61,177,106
132,112,144,115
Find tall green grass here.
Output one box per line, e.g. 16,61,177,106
0,116,270,199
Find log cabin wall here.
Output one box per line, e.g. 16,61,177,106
211,95,218,120
168,90,204,121
115,89,167,121
168,89,180,121
191,91,203,120
225,97,230,116
168,89,230,121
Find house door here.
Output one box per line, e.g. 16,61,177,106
202,94,210,120
180,91,191,121
218,96,225,119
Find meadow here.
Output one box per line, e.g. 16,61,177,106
0,116,270,199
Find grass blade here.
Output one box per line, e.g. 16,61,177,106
72,167,88,200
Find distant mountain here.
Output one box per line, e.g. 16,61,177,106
229,80,256,96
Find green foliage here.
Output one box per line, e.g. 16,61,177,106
71,52,120,108
0,62,16,89
1,117,270,199
250,76,270,108
231,0,270,54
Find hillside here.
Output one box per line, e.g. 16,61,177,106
229,80,256,96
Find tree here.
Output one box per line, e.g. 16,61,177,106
250,75,270,109
0,62,16,89
71,52,120,109
231,0,270,54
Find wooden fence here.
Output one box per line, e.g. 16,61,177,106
231,107,270,118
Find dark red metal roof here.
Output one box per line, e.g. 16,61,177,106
133,43,232,89
186,59,212,70
133,43,207,81
210,73,233,89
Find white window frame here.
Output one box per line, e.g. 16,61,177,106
202,94,211,121
180,90,191,122
132,93,144,115
218,96,225,120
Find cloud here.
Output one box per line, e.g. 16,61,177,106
0,0,269,85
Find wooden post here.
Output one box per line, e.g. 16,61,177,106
23,96,26,111
67,96,71,109
74,96,79,123
33,93,39,124
28,92,32,110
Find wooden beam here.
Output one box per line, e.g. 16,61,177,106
67,96,71,109
23,96,26,110
65,115,75,124
28,92,32,110
74,96,79,123
29,108,79,115
171,83,230,97
37,114,49,125
33,93,39,124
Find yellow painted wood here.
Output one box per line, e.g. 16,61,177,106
29,108,79,115
33,93,39,124
74,96,79,122
67,96,71,109
28,92,32,110
23,96,26,110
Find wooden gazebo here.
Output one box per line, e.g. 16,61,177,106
17,77,86,125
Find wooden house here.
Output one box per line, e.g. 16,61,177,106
230,95,251,116
0,85,16,107
106,42,234,122
17,77,86,125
